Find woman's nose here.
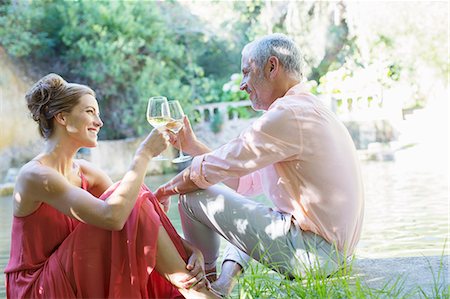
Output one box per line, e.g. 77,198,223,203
95,115,103,128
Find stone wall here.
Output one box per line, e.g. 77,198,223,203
0,47,41,179
194,117,256,150
0,47,40,150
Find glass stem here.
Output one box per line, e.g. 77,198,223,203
178,140,184,158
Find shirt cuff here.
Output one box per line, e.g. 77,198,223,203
189,155,213,189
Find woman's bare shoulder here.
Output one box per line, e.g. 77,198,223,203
16,160,63,193
17,160,52,183
13,160,63,216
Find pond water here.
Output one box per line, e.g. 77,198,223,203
0,144,447,297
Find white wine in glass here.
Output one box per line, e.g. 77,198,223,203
167,100,192,163
146,96,170,160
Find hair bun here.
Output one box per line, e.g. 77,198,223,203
26,73,66,121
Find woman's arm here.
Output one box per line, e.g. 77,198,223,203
15,129,168,231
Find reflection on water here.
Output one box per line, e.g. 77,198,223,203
357,145,448,258
0,146,448,297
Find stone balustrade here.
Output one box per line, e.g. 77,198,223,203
192,100,254,123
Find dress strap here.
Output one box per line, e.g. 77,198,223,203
77,166,89,191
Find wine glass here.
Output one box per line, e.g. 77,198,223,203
146,96,170,160
166,100,192,163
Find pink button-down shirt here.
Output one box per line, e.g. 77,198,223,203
190,83,364,255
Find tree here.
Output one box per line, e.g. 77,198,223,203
0,0,239,139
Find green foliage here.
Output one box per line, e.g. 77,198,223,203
232,0,265,42
220,73,248,102
0,0,239,139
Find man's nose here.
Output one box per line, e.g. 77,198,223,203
239,81,247,91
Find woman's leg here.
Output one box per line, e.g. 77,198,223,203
154,225,220,299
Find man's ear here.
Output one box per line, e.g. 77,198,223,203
267,56,279,79
54,112,67,126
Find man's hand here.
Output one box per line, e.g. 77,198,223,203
167,116,211,156
154,184,173,213
155,167,200,202
157,194,171,213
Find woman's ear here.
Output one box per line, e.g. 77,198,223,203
54,112,67,126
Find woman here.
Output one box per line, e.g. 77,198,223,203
4,74,219,298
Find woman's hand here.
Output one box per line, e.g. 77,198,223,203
137,128,169,160
180,248,209,290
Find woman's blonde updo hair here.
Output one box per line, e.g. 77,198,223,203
26,73,95,139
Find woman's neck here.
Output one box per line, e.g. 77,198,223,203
38,138,79,176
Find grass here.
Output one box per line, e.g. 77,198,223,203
417,246,449,299
226,253,448,299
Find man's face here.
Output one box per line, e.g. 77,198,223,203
239,54,272,111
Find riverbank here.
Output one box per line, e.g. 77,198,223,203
233,255,448,298
353,255,448,298
0,183,13,197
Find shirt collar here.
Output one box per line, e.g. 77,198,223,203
285,82,310,96
268,82,309,110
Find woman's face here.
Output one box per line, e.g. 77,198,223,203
63,94,103,147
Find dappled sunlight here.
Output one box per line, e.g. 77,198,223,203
241,133,263,158
234,218,248,235
42,178,50,192
13,192,22,204
201,194,225,216
241,160,257,169
264,220,286,239
66,125,80,134
241,201,261,212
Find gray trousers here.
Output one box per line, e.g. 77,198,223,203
178,185,344,278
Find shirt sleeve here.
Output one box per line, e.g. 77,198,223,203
189,104,302,189
236,171,263,196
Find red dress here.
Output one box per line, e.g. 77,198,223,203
4,175,186,298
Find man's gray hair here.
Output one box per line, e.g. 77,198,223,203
242,33,303,80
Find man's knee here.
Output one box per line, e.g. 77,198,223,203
178,190,213,221
178,190,205,213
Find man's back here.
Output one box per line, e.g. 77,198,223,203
238,84,364,255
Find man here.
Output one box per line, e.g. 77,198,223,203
156,33,364,296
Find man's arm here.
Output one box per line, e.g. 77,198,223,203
162,115,239,194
